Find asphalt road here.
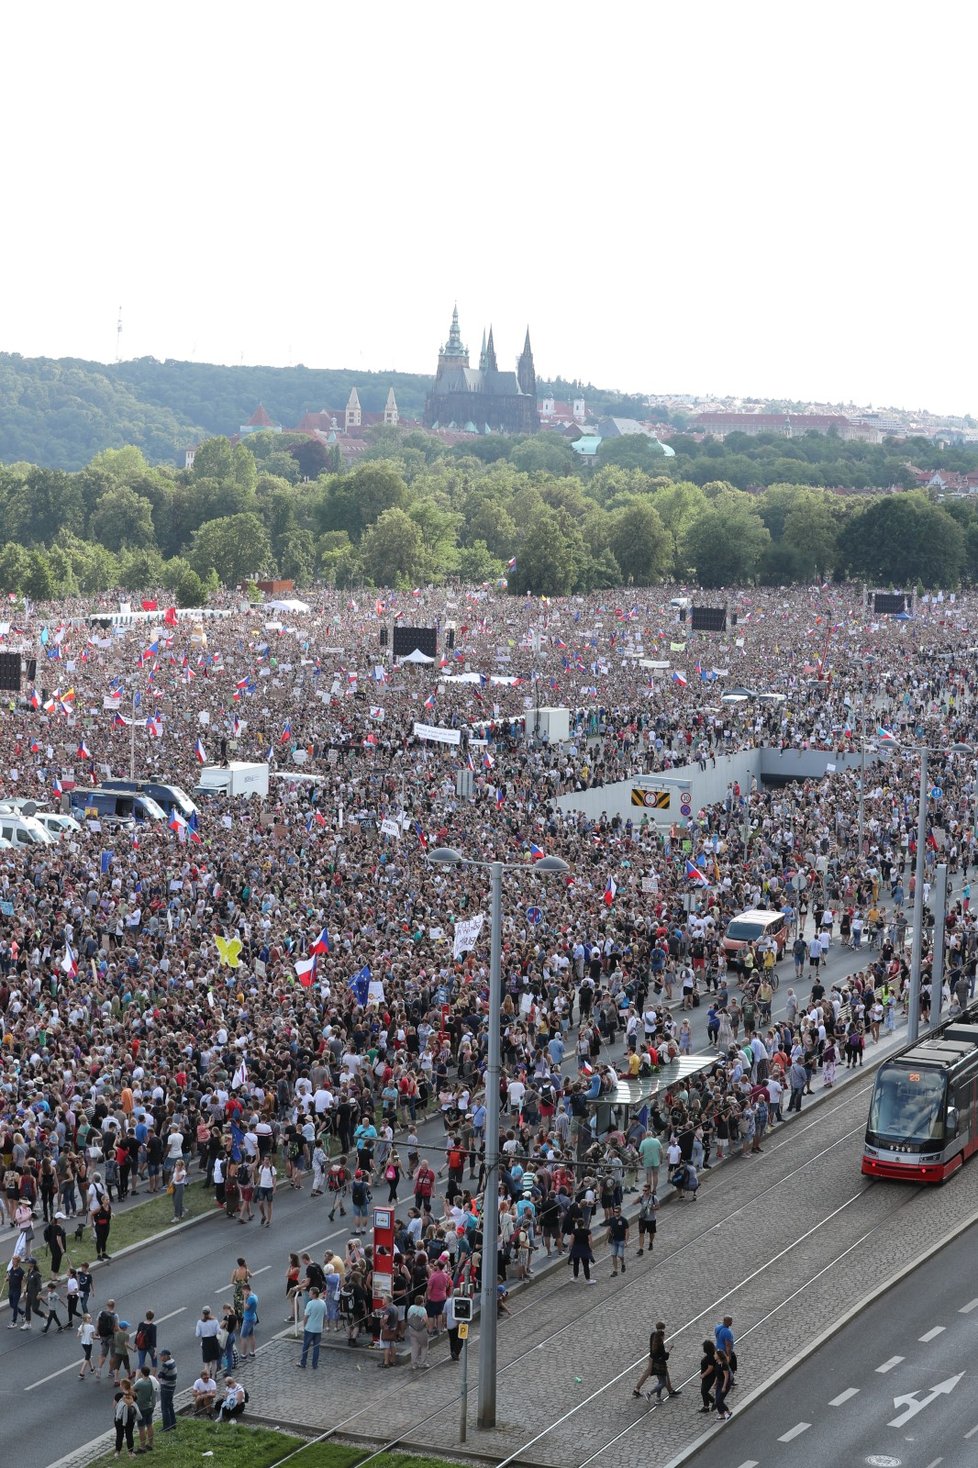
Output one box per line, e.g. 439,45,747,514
1,923,890,1465
685,1219,978,1468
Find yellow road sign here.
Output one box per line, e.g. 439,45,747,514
457,1323,469,1339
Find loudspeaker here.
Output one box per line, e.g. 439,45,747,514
730,613,738,627
379,628,388,647
26,658,36,682
678,608,687,623
0,652,22,692
691,606,727,633
447,629,455,650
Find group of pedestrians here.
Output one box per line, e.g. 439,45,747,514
633,1314,738,1423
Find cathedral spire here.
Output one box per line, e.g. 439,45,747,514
436,303,469,375
517,325,536,399
479,329,487,372
485,325,498,373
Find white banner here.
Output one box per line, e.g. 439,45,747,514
381,818,400,838
453,912,485,959
413,721,461,745
369,706,385,721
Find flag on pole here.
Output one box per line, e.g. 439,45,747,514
194,737,206,764
310,927,331,956
52,777,63,795
528,842,544,861
877,726,897,744
603,876,617,908
685,858,709,886
61,942,78,977
672,671,688,687
280,719,292,744
349,964,371,1005
414,820,428,850
295,954,318,987
76,741,91,760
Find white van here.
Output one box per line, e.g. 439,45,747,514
34,811,83,840
0,813,58,847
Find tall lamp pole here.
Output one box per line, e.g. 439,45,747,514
428,846,569,1431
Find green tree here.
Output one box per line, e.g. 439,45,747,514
23,547,55,601
608,500,670,585
190,513,272,587
782,495,841,581
652,481,708,578
511,435,578,475
596,435,675,473
359,507,425,587
90,485,156,551
456,539,502,582
319,461,408,541
117,546,167,591
845,493,964,587
277,529,315,585
509,507,587,596
0,543,30,593
407,498,462,579
175,567,206,607
683,492,771,585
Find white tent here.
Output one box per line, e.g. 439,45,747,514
265,598,311,614
399,648,435,664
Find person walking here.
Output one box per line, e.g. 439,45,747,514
239,1290,259,1360
93,1191,112,1262
170,1158,187,1223
714,1344,734,1420
568,1218,596,1283
158,1349,178,1432
633,1322,681,1399
714,1314,737,1387
698,1339,718,1412
134,1310,158,1370
406,1299,430,1370
195,1305,222,1370
296,1286,327,1369
44,1212,68,1274
41,1279,67,1333
606,1204,629,1276
95,1299,119,1377
112,1380,138,1459
256,1158,276,1228
77,1312,97,1378
6,1254,25,1325
133,1367,157,1454
787,1056,807,1114
22,1258,43,1330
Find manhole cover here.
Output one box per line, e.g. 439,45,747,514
866,1458,902,1467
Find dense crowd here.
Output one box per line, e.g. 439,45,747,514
2,580,978,1326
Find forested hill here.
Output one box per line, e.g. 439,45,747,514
0,354,432,469
0,352,647,471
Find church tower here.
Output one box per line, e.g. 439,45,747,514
345,387,362,431
437,304,469,377
384,388,399,426
517,327,536,399
484,325,498,374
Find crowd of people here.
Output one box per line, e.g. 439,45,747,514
2,579,977,1428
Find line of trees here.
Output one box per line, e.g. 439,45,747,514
1,428,978,601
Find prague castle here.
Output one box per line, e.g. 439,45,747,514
423,306,538,435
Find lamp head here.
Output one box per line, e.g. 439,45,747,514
535,856,570,874
428,846,464,866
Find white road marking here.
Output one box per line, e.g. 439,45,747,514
919,1326,946,1342
156,1308,187,1325
960,1298,978,1313
733,1461,759,1468
923,1457,944,1468
829,1387,860,1405
214,1264,270,1294
778,1423,811,1442
876,1355,904,1373
964,1424,978,1439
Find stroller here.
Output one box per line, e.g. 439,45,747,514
669,1162,700,1201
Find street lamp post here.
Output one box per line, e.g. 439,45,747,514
908,746,928,1046
428,845,569,1432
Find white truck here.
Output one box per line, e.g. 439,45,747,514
193,762,270,799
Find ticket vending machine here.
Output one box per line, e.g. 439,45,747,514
371,1205,395,1313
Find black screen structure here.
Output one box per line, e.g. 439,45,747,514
691,606,727,633
392,625,438,660
873,592,909,615
0,652,21,691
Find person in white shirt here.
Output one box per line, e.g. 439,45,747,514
77,1312,97,1378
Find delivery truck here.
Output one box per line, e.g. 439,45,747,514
193,762,270,799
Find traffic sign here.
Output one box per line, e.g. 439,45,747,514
457,1323,469,1339
526,906,543,926
680,801,692,817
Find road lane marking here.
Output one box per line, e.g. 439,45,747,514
26,1361,86,1391
214,1265,270,1294
920,1326,946,1342
156,1308,187,1325
778,1423,811,1442
876,1355,904,1373
829,1387,860,1405
923,1458,943,1468
964,1424,978,1439
960,1299,978,1313
733,1461,759,1468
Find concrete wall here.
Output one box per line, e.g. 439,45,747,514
550,746,876,826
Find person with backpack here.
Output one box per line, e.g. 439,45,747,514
94,1299,119,1376
413,1159,435,1213
445,1138,465,1202
350,1170,370,1234
326,1156,350,1221
134,1309,158,1370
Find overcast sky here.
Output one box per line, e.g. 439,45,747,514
6,2,972,415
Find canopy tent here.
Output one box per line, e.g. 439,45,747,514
265,598,311,614
399,648,435,664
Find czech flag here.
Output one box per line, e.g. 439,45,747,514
414,821,428,850
280,719,292,744
685,858,709,886
310,927,331,956
877,726,897,744
295,954,318,988
195,737,206,764
528,842,544,861
61,942,78,978
169,810,187,836
672,671,688,687
603,876,617,908
77,740,92,760
52,777,63,795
